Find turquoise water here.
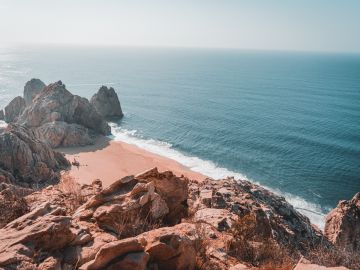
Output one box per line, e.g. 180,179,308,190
1,46,359,228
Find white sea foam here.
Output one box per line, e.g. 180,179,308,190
109,123,327,229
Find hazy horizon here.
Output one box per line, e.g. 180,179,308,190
1,0,360,53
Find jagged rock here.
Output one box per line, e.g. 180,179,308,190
34,121,96,148
18,81,111,135
0,124,69,186
136,168,189,224
80,223,198,270
90,86,123,118
325,192,360,252
24,78,46,105
0,203,76,269
141,223,198,270
0,109,4,120
79,237,145,270
4,96,26,123
194,208,237,231
0,168,15,184
0,183,31,228
73,168,187,237
189,178,323,252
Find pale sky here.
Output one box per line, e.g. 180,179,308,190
0,0,359,52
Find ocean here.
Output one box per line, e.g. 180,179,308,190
1,45,359,229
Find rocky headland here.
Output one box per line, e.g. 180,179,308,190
0,79,359,270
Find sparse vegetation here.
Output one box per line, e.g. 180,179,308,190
58,173,85,213
307,245,360,270
228,213,297,270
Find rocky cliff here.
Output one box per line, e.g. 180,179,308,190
0,167,357,270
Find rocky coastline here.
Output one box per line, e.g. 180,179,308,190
0,79,359,270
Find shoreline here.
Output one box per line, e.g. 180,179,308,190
60,136,207,187
60,135,326,229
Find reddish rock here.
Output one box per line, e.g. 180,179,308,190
325,192,360,252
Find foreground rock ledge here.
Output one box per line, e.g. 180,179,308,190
0,167,350,270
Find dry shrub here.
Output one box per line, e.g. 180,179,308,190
58,173,85,213
307,245,360,270
229,213,296,269
113,209,163,239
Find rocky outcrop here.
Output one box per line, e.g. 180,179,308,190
18,81,111,136
189,178,323,252
90,86,123,118
0,124,69,186
23,78,46,105
81,223,198,270
0,203,76,269
35,121,97,148
73,168,188,237
4,96,26,123
0,109,4,120
0,167,356,270
325,192,360,252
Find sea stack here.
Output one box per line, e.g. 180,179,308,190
90,86,123,118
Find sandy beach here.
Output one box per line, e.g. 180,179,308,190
60,137,206,187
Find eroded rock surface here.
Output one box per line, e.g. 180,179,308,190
23,78,46,105
18,81,110,136
189,178,323,252
0,109,4,120
325,192,360,252
90,86,123,118
0,124,69,186
4,96,26,123
35,121,96,148
0,167,356,270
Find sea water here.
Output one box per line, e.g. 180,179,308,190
1,45,359,228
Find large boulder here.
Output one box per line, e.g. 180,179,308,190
23,78,46,105
18,81,111,135
0,124,69,186
325,192,360,252
90,86,123,118
4,96,26,123
34,121,96,148
79,223,198,270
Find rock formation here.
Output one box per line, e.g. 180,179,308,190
325,192,360,252
4,96,26,123
90,86,123,118
23,78,46,105
0,109,4,120
2,167,348,270
34,121,97,148
18,81,111,136
0,124,69,187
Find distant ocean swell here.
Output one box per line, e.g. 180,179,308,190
109,122,327,229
